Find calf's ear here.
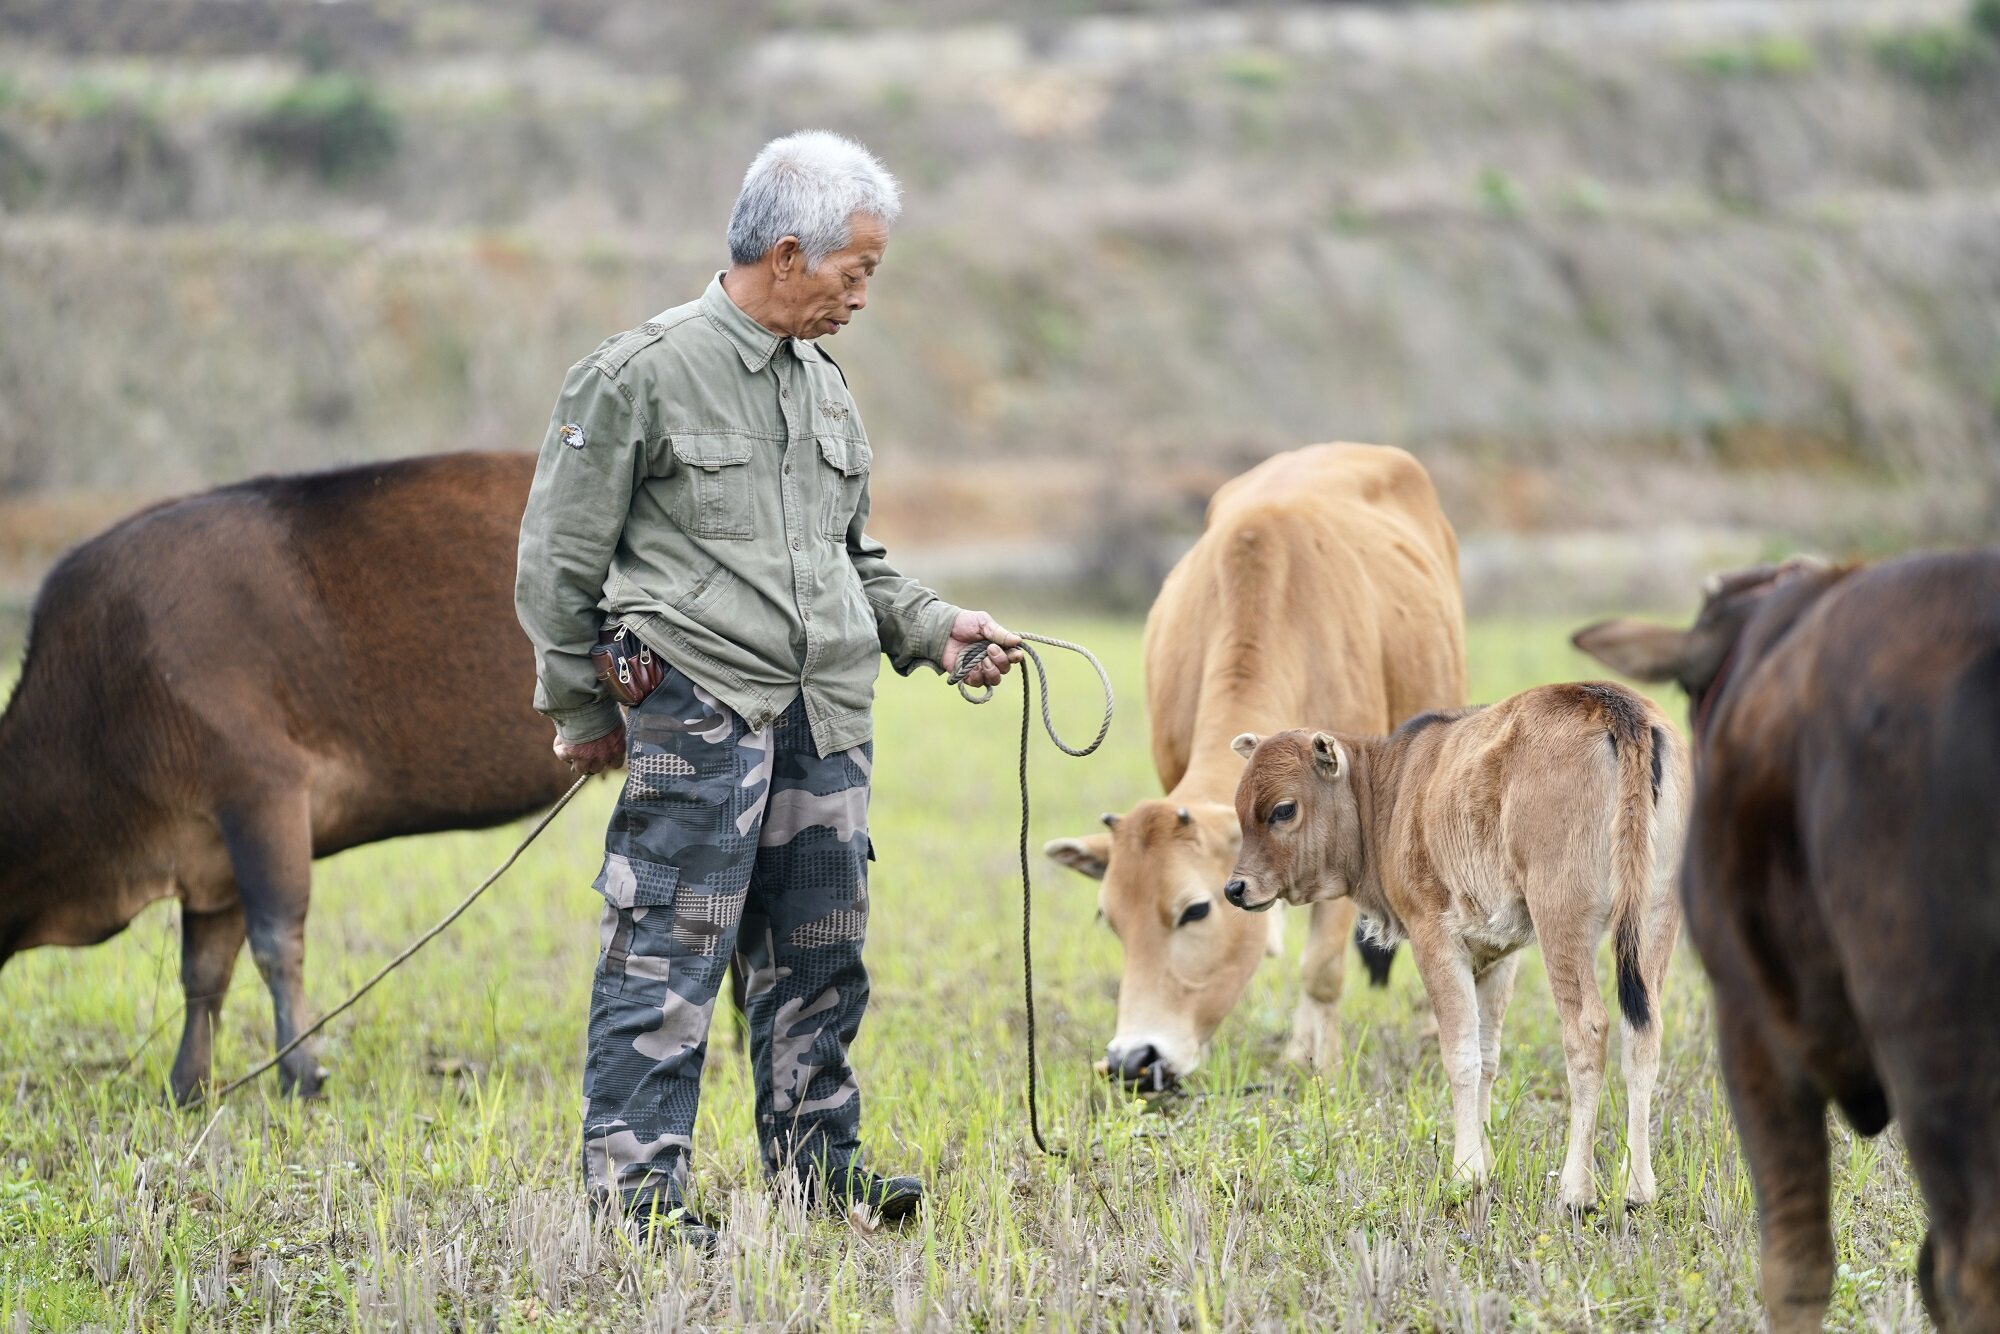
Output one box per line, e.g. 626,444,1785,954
1308,731,1346,779
1571,618,1692,683
1231,732,1261,759
1044,833,1113,880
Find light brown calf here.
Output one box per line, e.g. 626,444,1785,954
1225,683,1688,1210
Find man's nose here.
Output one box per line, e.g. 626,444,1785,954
1223,878,1249,908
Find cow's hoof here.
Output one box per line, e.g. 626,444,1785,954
1282,1000,1343,1071
278,1064,329,1100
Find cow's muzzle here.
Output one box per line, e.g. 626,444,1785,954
1105,1042,1180,1093
1223,878,1275,912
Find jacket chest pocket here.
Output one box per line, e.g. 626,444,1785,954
816,434,871,540
670,434,757,540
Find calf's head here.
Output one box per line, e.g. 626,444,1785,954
1045,798,1271,1091
1225,730,1365,915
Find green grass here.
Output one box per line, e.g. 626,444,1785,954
0,617,1929,1329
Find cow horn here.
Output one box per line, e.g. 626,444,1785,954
1176,807,1191,825
1100,812,1121,829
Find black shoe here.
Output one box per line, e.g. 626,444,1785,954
632,1197,722,1255
823,1169,924,1227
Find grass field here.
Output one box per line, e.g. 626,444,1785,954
0,617,1929,1331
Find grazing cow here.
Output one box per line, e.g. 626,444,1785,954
1224,679,1688,1211
1045,444,1464,1090
0,452,578,1103
1575,551,2000,1330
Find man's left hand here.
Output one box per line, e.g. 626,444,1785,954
940,610,1022,689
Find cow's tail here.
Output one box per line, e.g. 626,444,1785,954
1609,714,1662,1032
1353,927,1396,988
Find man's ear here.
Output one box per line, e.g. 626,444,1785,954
1571,618,1693,683
769,234,803,280
1044,833,1113,880
1231,732,1261,759
1309,731,1346,779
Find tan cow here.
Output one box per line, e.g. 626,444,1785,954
1225,681,1688,1210
1046,444,1464,1089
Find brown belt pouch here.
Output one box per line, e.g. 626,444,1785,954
590,624,665,708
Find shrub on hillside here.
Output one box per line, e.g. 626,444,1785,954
1976,0,2000,42
1872,22,1992,92
240,74,399,184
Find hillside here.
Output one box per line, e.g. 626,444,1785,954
0,0,1995,615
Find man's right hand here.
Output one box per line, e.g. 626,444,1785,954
556,726,626,776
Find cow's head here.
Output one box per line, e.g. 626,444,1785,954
1044,797,1273,1091
1224,730,1365,916
1571,556,1836,737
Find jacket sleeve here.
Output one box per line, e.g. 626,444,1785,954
847,473,961,677
515,362,648,744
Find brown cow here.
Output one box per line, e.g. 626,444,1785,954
1045,444,1464,1089
1225,682,1688,1210
1576,551,2000,1331
0,452,578,1103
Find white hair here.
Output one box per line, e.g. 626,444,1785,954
726,130,902,270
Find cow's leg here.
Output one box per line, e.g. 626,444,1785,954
1539,926,1609,1213
1408,925,1484,1182
1895,1104,2000,1328
1717,1010,1831,1333
218,796,322,1098
168,904,247,1105
1473,952,1521,1128
1284,896,1356,1071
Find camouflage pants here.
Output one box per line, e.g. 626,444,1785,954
581,663,873,1212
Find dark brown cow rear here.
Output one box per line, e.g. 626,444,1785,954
1576,550,2000,1332
0,453,575,1102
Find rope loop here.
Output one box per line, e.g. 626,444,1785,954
948,633,1114,759
948,630,1115,1156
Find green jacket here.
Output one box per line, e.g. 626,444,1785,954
515,274,960,756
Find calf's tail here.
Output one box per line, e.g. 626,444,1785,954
1609,718,1664,1031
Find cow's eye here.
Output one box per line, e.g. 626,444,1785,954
1269,800,1297,824
1177,900,1212,926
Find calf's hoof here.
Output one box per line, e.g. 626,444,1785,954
1558,1179,1598,1215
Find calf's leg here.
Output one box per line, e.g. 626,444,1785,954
219,796,324,1098
1474,952,1521,1128
168,904,247,1105
1409,926,1485,1182
1620,913,1675,1206
1538,928,1609,1212
1284,896,1356,1071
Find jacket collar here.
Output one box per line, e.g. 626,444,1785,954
701,272,785,373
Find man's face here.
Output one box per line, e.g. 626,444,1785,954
774,212,888,340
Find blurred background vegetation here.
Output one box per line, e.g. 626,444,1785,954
0,0,1995,637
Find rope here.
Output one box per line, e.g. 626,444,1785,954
949,633,1115,1155
189,773,591,1108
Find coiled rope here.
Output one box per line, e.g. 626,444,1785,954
948,632,1115,1155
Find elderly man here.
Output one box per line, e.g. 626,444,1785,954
515,131,1017,1249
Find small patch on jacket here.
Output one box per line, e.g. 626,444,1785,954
819,399,850,421
559,423,586,451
